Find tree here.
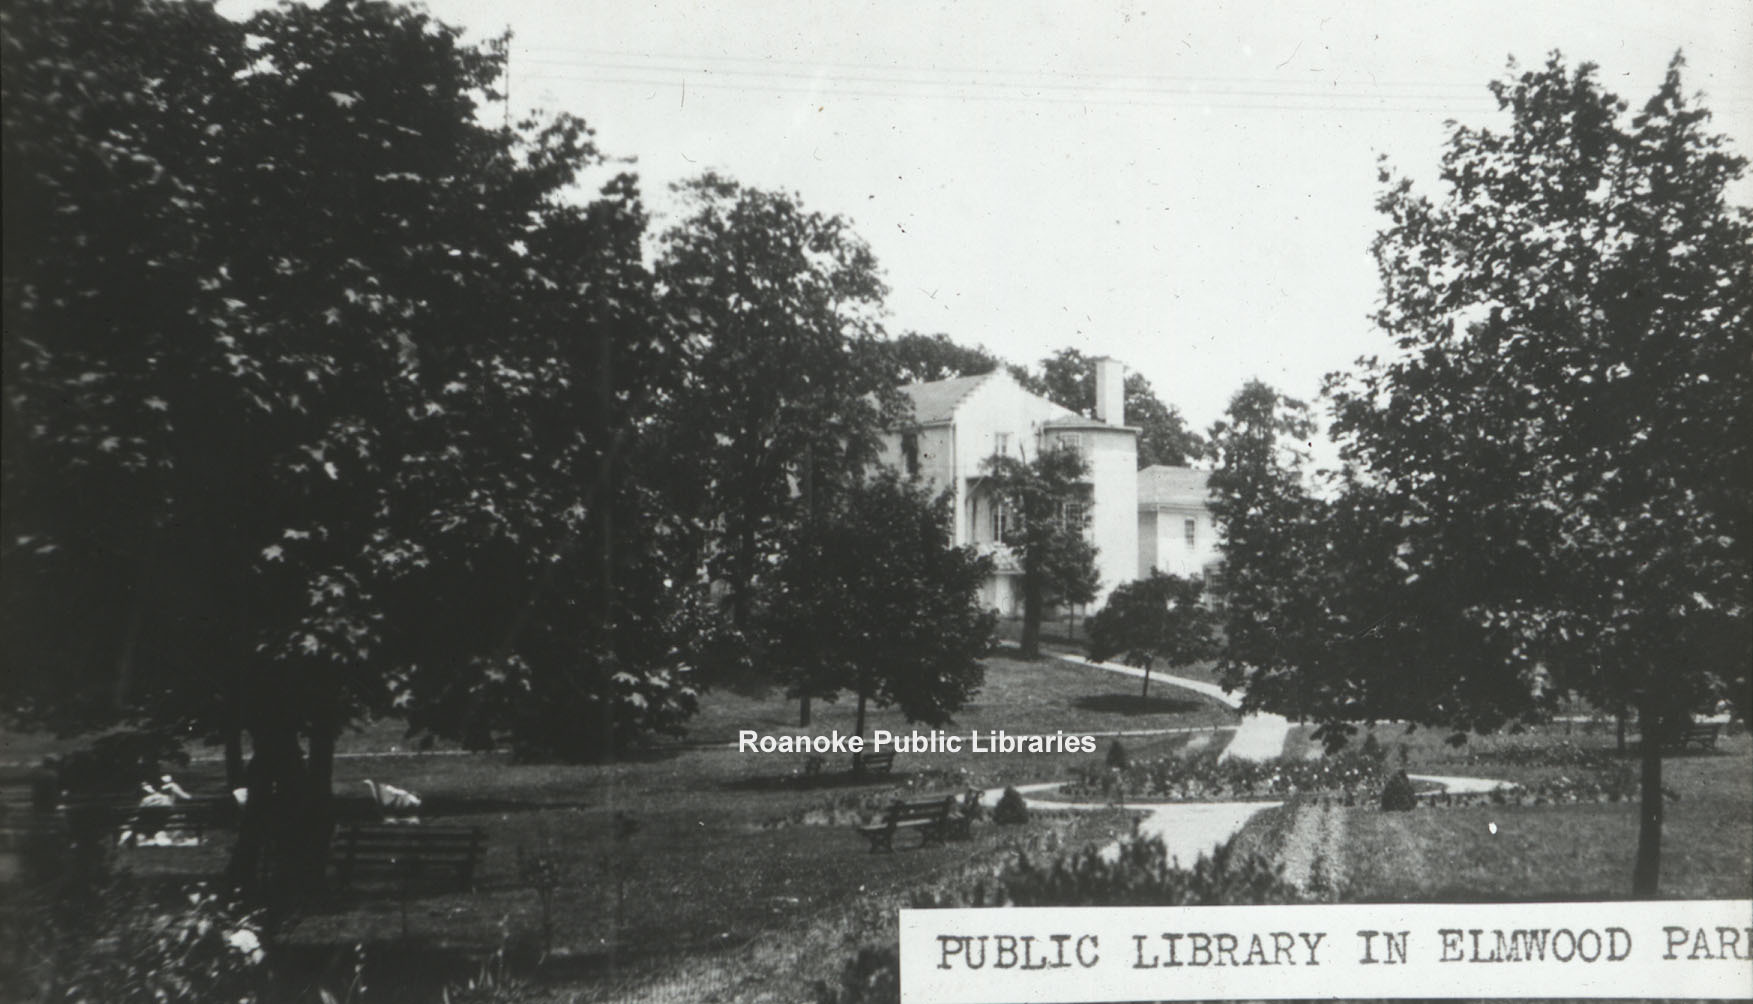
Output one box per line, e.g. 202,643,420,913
1024,348,1205,466
1320,53,1751,896
761,471,994,756
983,446,1102,658
877,331,1001,384
2,0,671,908
1086,572,1220,700
654,175,895,631
1206,381,1326,708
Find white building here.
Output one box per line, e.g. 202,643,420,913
877,360,1139,615
1137,464,1221,585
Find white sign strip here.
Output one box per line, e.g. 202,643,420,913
900,900,1753,1001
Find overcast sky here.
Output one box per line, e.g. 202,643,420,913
223,0,1753,436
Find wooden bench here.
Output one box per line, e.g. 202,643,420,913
60,794,220,847
853,751,896,776
1671,723,1722,752
1637,722,1723,753
329,822,485,892
856,795,955,853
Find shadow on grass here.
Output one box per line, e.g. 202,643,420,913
1072,692,1207,716
722,771,912,792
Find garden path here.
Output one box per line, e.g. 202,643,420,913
1043,649,1292,762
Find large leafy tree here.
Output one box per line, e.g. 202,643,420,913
2,0,672,906
877,331,1002,385
1086,572,1220,700
1206,381,1328,709
1320,54,1752,895
761,471,994,759
983,446,1102,659
654,174,895,631
1023,348,1205,467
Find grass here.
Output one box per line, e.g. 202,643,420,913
1230,729,1753,902
10,658,1749,1002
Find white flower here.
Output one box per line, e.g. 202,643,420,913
225,927,264,964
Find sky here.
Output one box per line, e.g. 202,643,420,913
226,0,1753,436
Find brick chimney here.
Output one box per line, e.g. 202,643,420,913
1093,356,1124,425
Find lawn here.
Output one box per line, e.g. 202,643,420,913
1230,729,1753,902
9,658,1748,1003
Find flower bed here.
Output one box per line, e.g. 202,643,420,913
1059,745,1388,803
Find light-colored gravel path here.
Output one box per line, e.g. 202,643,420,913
1044,649,1296,762
981,782,1280,866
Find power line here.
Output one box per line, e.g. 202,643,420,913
516,68,1504,115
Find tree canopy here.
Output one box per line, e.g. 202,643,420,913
761,471,994,744
983,446,1102,658
1086,572,1220,700
1215,53,1751,896
1,0,700,904
1022,348,1205,467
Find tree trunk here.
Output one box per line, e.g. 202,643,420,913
1141,662,1152,701
1631,703,1666,897
1020,576,1044,659
224,725,245,791
852,687,868,774
799,696,811,727
227,721,322,923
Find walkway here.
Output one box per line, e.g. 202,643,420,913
980,781,1280,866
1044,649,1293,763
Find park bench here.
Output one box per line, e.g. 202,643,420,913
1635,721,1723,754
1670,722,1722,752
856,795,956,853
329,822,486,892
853,751,896,776
60,793,223,847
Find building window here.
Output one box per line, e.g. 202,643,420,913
990,499,1013,542
901,431,920,476
1057,432,1083,455
1058,500,1088,529
1185,517,1197,548
993,432,1010,456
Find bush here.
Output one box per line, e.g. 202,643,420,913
992,787,1029,825
1379,770,1417,811
51,729,189,794
813,946,899,1004
1065,742,1387,803
18,879,265,1004
1105,739,1130,770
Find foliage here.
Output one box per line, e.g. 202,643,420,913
996,836,1306,907
1066,744,1387,802
1105,739,1131,770
876,331,1002,384
0,0,701,899
1321,53,1753,894
18,879,265,1004
992,786,1030,825
763,471,994,734
1379,770,1417,811
983,445,1101,658
1087,572,1220,699
50,729,190,794
654,172,897,630
1020,348,1205,466
1205,380,1330,713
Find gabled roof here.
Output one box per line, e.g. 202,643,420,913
894,371,1011,425
1138,465,1211,508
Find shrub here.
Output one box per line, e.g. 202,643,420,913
1105,739,1130,770
1379,770,1418,811
813,946,899,1004
22,879,265,1004
992,786,1029,825
51,729,189,794
1064,742,1387,803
